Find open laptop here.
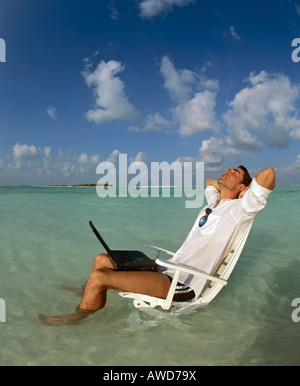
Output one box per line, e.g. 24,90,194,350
89,221,158,271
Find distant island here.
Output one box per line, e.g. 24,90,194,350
47,183,112,187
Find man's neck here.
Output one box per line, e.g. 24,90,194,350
218,188,239,202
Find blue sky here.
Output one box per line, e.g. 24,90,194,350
1,0,300,185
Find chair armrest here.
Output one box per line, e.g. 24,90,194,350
144,244,175,256
156,259,227,286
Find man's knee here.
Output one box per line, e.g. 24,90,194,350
93,253,113,270
87,269,109,290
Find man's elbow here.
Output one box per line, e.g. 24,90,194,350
256,167,276,190
205,178,220,190
205,178,214,188
266,167,276,186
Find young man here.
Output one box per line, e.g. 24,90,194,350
38,166,276,326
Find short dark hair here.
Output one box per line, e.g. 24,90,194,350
238,165,252,187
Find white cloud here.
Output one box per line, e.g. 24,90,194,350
3,143,102,184
49,149,101,178
77,153,89,165
224,71,300,149
129,151,148,163
43,146,51,158
159,56,220,136
275,154,300,184
228,25,241,40
290,126,300,140
293,2,300,16
107,0,119,20
284,154,300,174
106,149,120,164
199,136,244,170
46,106,56,119
129,113,172,133
198,71,300,171
82,59,141,125
89,154,100,165
13,143,40,160
160,56,196,103
139,0,194,18
175,91,219,136
12,143,42,168
77,153,100,173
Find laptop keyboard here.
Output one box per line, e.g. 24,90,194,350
112,250,139,264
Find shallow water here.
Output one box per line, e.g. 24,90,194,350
0,186,299,366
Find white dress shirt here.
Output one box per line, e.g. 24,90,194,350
162,178,273,298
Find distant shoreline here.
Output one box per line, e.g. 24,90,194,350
46,185,187,188
47,183,112,187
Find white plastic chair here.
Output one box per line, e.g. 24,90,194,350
119,220,254,310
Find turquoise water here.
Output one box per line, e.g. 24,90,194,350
0,185,299,366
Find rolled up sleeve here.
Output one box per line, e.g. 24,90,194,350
241,178,273,217
205,186,220,206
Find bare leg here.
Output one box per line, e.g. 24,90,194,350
79,253,170,311
60,284,86,295
38,253,170,326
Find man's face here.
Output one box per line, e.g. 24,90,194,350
218,167,245,191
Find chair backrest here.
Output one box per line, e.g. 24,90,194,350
191,219,254,306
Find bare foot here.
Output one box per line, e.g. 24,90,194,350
38,306,95,326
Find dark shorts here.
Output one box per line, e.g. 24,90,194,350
166,275,196,302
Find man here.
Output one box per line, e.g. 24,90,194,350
38,166,276,326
